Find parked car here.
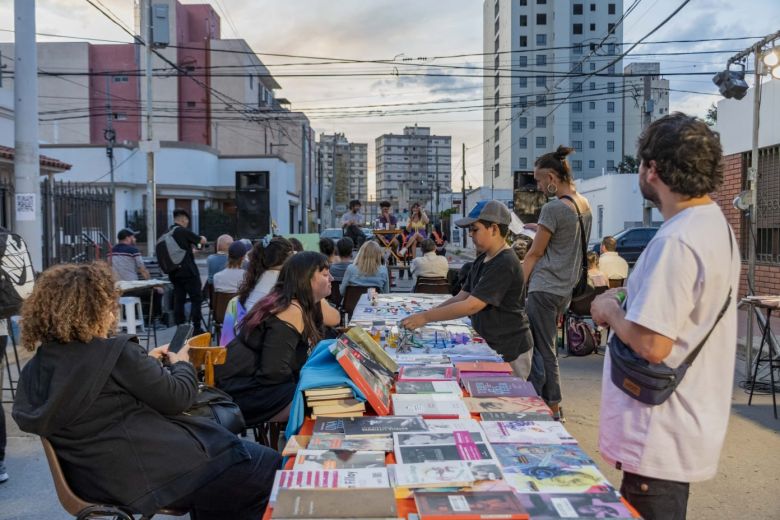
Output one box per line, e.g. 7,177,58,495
592,227,659,265
320,228,343,244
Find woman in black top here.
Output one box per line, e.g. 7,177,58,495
12,263,280,519
216,252,337,423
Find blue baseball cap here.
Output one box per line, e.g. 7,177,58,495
454,200,512,227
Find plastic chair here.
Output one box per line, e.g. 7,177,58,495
41,438,187,520
341,285,380,320
117,297,145,335
414,276,451,294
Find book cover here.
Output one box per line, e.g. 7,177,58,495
424,419,483,433
282,435,311,457
310,411,364,419
307,434,394,452
390,461,475,489
269,468,390,504
464,460,504,482
292,449,386,470
480,421,576,445
304,386,354,398
341,416,428,437
312,418,345,435
464,396,552,415
310,399,366,415
504,465,612,494
393,431,497,464
271,488,398,519
492,444,594,473
480,412,554,422
335,336,394,383
345,326,399,373
454,361,513,374
330,342,392,416
463,378,538,398
395,380,463,396
391,394,471,419
414,491,529,520
515,492,638,519
397,365,457,381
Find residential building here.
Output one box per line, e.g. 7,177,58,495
621,62,670,159
317,133,368,226
484,0,624,188
375,125,451,213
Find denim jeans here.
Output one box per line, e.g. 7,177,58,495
621,472,690,520
527,291,569,404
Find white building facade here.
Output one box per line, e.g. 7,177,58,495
483,0,624,189
621,62,670,159
317,133,368,225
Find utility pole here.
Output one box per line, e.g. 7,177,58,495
641,74,653,226
461,143,466,247
143,0,157,254
13,0,43,270
104,75,116,237
301,123,308,233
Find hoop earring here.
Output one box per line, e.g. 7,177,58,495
546,183,558,195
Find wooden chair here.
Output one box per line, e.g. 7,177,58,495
328,280,342,307
608,277,625,289
186,333,227,386
414,276,451,294
41,438,186,520
210,291,237,343
341,285,379,320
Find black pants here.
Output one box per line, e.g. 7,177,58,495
0,336,6,461
621,472,690,520
171,275,203,332
168,440,281,520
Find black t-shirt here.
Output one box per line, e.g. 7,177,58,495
463,248,531,361
169,224,201,279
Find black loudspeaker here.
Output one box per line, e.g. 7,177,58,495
236,172,270,238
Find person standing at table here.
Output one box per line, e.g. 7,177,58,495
591,113,739,520
401,201,533,379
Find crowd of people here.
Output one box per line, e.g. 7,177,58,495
3,113,740,520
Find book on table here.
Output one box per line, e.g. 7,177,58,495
391,393,471,419
480,420,576,445
454,361,513,375
306,434,394,452
269,468,390,504
423,418,483,433
397,365,457,382
492,444,595,473
390,460,476,491
330,340,392,416
345,326,399,373
464,396,552,415
334,335,394,384
340,416,428,438
395,380,463,396
271,488,398,519
503,464,613,494
462,377,538,398
281,435,311,457
480,411,554,422
393,430,498,464
303,386,354,399
292,449,386,470
312,417,345,435
309,398,365,415
413,490,529,520
515,492,639,519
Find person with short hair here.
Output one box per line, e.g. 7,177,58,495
330,237,354,282
168,209,208,334
108,228,149,282
288,237,304,253
591,113,739,520
318,237,338,264
213,242,248,293
340,241,390,296
206,234,234,284
587,251,608,288
410,238,449,285
341,200,365,247
401,201,534,380
599,235,629,280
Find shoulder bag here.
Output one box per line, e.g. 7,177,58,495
184,384,246,434
559,195,593,303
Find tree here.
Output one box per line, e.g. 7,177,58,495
616,155,639,173
705,103,717,126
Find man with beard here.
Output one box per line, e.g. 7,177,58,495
341,200,365,247
591,113,739,520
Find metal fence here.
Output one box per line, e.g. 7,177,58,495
41,181,114,268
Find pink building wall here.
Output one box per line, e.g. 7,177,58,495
88,44,141,143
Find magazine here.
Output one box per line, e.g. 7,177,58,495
464,396,551,415
269,468,390,504
492,444,594,473
480,421,576,445
504,465,613,494
424,419,483,433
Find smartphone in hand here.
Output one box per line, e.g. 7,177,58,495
167,323,194,354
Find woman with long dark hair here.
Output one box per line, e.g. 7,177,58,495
216,252,336,423
238,237,294,312
523,146,592,421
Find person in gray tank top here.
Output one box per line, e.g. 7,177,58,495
522,146,592,420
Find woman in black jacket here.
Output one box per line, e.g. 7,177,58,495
12,263,280,519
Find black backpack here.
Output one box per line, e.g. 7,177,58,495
0,229,35,319
155,227,187,274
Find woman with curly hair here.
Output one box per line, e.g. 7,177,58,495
216,252,338,423
12,263,280,519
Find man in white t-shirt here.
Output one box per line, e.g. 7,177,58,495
598,236,629,280
591,113,740,520
410,239,449,285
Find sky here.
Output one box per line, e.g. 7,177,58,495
1,0,779,195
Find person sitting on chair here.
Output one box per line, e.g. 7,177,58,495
206,234,234,284
240,237,294,312
213,241,248,294
432,224,448,256
319,237,338,264
401,202,429,259
340,241,390,297
216,252,339,423
410,239,449,286
329,237,354,282
598,235,629,281
341,200,365,248
12,262,281,520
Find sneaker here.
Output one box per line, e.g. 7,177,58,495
0,460,8,484
553,407,566,423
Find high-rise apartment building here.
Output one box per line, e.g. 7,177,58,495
375,126,451,212
621,62,670,161
318,133,368,219
483,0,624,188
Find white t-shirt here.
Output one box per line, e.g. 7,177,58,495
599,203,740,483
244,270,280,311
213,267,245,294
599,251,629,280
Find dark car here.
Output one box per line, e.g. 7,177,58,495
592,227,659,265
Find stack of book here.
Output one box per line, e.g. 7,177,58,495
330,334,394,415
304,386,365,419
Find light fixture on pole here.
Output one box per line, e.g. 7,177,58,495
711,64,749,99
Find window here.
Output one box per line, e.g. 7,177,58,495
589,101,596,109
536,136,546,148
112,112,127,120
186,101,196,107
519,157,528,169
519,137,528,149
607,121,615,133
572,62,583,73
573,43,583,55
495,92,500,106
495,19,499,34
518,96,528,108
537,95,547,107
572,121,582,133
572,160,582,171
518,117,527,128
536,13,547,25
607,160,615,170
607,101,615,113
518,55,528,67
573,23,583,34
494,55,500,69
590,3,596,11
519,36,528,47
495,145,500,160
609,3,616,14
608,23,615,34
608,43,616,55
589,140,595,149
495,164,500,177
573,4,583,15
495,37,499,52
536,75,546,87
537,0,546,3
494,73,500,88
590,23,596,31
590,42,596,51
572,140,583,151
573,102,582,113
519,15,527,26
608,64,616,74
495,109,499,123
589,160,595,168
589,81,596,91
573,82,583,93
536,33,547,45
589,121,595,130
590,62,596,71
536,54,547,66
518,77,528,88
607,141,615,152
607,82,616,94
536,116,546,128
519,0,527,5
113,75,128,83
494,128,499,142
